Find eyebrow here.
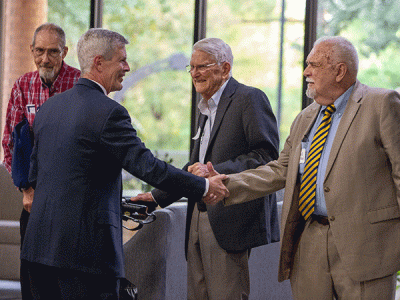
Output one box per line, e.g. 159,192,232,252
307,61,323,67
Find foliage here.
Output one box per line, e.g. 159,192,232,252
102,0,195,155
47,0,90,68
319,0,400,56
318,0,400,91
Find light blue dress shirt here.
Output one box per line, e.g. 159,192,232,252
300,85,354,216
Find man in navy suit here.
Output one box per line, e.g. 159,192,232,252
21,28,229,299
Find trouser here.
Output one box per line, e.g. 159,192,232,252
23,260,120,300
20,208,32,300
290,217,397,300
187,203,250,300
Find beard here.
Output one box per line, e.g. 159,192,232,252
306,86,316,99
38,67,56,84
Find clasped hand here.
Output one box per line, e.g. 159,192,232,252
189,162,229,205
130,162,229,207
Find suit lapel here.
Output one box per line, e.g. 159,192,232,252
189,114,208,164
292,103,321,172
301,103,320,142
204,78,237,160
325,81,363,180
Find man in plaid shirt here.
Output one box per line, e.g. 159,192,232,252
1,22,80,299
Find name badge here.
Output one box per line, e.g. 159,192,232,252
192,127,201,140
300,148,306,164
26,104,36,114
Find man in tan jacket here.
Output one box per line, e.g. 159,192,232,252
210,36,400,299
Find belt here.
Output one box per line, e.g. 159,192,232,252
311,215,329,226
197,201,207,212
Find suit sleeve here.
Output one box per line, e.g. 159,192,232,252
223,110,302,206
100,104,206,199
379,90,400,207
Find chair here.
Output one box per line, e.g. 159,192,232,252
124,202,188,300
0,164,22,299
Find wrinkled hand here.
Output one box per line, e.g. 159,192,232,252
205,161,219,177
22,187,34,212
130,192,154,203
203,162,229,205
188,162,210,178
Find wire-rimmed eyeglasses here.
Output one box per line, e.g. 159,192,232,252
32,47,63,58
186,63,218,73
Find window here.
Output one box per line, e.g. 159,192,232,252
317,0,400,91
102,0,196,191
48,0,91,69
207,0,305,148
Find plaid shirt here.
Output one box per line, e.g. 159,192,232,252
2,62,80,174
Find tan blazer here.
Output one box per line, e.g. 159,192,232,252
225,80,400,282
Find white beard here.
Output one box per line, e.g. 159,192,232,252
306,87,316,99
39,67,56,83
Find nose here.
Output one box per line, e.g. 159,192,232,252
190,68,200,78
124,61,130,72
303,65,311,77
41,51,51,63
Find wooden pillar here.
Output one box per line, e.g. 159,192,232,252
0,0,47,160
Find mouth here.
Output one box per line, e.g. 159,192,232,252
194,79,206,84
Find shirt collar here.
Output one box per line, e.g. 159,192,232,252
86,79,108,95
321,83,355,116
198,78,230,115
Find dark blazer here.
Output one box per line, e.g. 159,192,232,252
21,78,206,278
153,77,280,253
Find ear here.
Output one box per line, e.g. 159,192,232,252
335,63,347,82
222,62,231,79
61,46,68,60
93,55,105,71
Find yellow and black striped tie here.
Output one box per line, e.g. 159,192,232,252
299,104,336,220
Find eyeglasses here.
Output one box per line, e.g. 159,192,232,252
186,63,218,73
32,47,62,58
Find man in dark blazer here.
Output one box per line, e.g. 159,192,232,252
20,29,229,299
217,36,400,299
133,38,279,299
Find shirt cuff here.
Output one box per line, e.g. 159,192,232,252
203,178,209,196
149,191,159,205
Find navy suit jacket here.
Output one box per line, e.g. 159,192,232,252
153,77,280,254
21,78,206,277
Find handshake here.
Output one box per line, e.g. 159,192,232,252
130,162,229,206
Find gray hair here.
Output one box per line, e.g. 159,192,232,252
77,28,129,75
193,38,233,76
32,23,66,49
314,36,359,78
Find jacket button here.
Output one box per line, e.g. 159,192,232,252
324,186,330,192
329,216,335,222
